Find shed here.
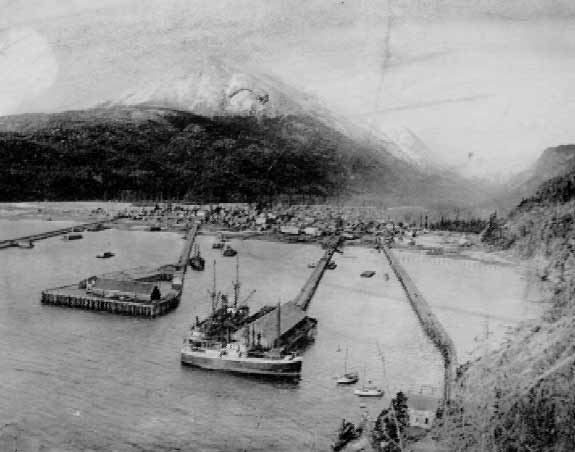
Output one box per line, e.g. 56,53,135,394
407,394,439,429
234,300,306,348
87,278,161,302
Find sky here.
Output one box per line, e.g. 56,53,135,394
2,0,575,178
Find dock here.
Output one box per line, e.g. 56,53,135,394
41,284,180,317
380,241,457,406
40,223,200,318
295,236,343,311
0,220,111,250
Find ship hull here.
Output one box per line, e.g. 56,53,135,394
181,350,302,378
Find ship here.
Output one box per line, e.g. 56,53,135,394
96,251,115,259
189,244,205,271
212,240,224,249
181,259,316,379
222,244,237,257
62,233,83,241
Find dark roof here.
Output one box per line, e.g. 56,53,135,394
250,300,306,342
407,394,440,411
91,278,158,296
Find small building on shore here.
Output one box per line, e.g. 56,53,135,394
407,394,439,429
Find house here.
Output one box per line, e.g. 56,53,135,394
87,278,161,303
280,225,300,235
407,394,439,429
304,226,321,237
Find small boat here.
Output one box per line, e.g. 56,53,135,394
354,365,384,397
222,245,237,257
212,241,224,249
62,233,83,241
326,261,337,270
96,251,115,259
354,381,384,398
336,348,358,385
189,244,205,271
308,262,317,269
360,271,376,278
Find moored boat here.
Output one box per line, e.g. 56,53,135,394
354,384,384,398
181,259,314,379
327,261,337,270
336,347,359,385
17,240,34,249
189,244,205,271
222,244,237,257
62,233,83,241
360,270,376,278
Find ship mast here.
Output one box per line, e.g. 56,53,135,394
233,255,240,308
210,259,217,314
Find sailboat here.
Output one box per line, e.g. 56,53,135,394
336,348,359,385
354,365,384,397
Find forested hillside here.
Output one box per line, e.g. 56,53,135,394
0,106,483,206
435,166,575,452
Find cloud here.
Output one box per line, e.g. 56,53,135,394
355,94,493,117
0,27,58,115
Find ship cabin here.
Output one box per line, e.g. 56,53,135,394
86,278,161,303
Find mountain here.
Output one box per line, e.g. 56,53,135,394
498,144,575,208
0,64,491,205
108,64,448,176
376,125,444,172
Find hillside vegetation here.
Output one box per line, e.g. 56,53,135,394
435,168,575,451
0,106,487,206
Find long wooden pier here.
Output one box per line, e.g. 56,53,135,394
176,223,200,272
0,220,111,250
295,236,343,311
380,242,457,406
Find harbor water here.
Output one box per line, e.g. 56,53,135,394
0,220,535,451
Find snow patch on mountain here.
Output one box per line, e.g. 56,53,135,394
376,125,444,172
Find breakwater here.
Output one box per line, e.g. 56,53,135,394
295,236,343,311
381,244,457,404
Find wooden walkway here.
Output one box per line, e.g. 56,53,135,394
294,236,343,311
0,220,112,250
175,223,200,272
